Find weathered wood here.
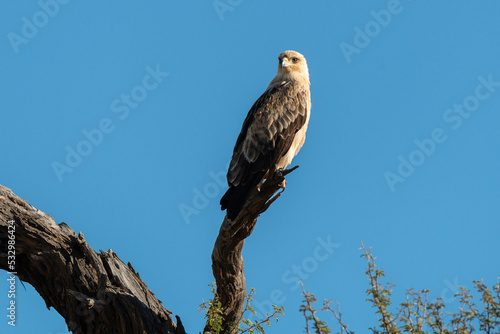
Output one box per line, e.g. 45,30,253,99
0,184,186,334
205,167,298,333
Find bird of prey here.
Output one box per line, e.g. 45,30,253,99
220,50,311,220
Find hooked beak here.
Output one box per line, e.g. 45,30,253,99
281,57,291,68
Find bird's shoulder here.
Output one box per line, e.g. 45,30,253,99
247,80,308,126
235,79,309,162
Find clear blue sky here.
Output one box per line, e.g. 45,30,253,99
1,1,500,333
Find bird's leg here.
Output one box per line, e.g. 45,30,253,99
274,168,286,188
275,165,299,189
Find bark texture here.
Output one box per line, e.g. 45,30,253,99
0,184,186,334
205,167,298,333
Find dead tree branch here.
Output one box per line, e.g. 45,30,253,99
205,166,298,333
0,184,186,334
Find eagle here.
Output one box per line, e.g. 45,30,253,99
220,50,311,220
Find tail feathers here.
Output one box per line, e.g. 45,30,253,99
220,173,264,220
220,185,249,220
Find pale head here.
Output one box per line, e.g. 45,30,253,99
276,50,309,85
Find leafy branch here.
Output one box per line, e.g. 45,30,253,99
297,243,500,334
200,283,284,334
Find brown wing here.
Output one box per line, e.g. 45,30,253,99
227,80,309,187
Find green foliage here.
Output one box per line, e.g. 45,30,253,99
200,283,284,334
299,280,331,334
299,243,500,334
199,282,225,334
239,287,285,334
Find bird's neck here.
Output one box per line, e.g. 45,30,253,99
270,71,310,88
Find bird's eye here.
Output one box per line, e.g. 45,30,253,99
292,58,299,63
